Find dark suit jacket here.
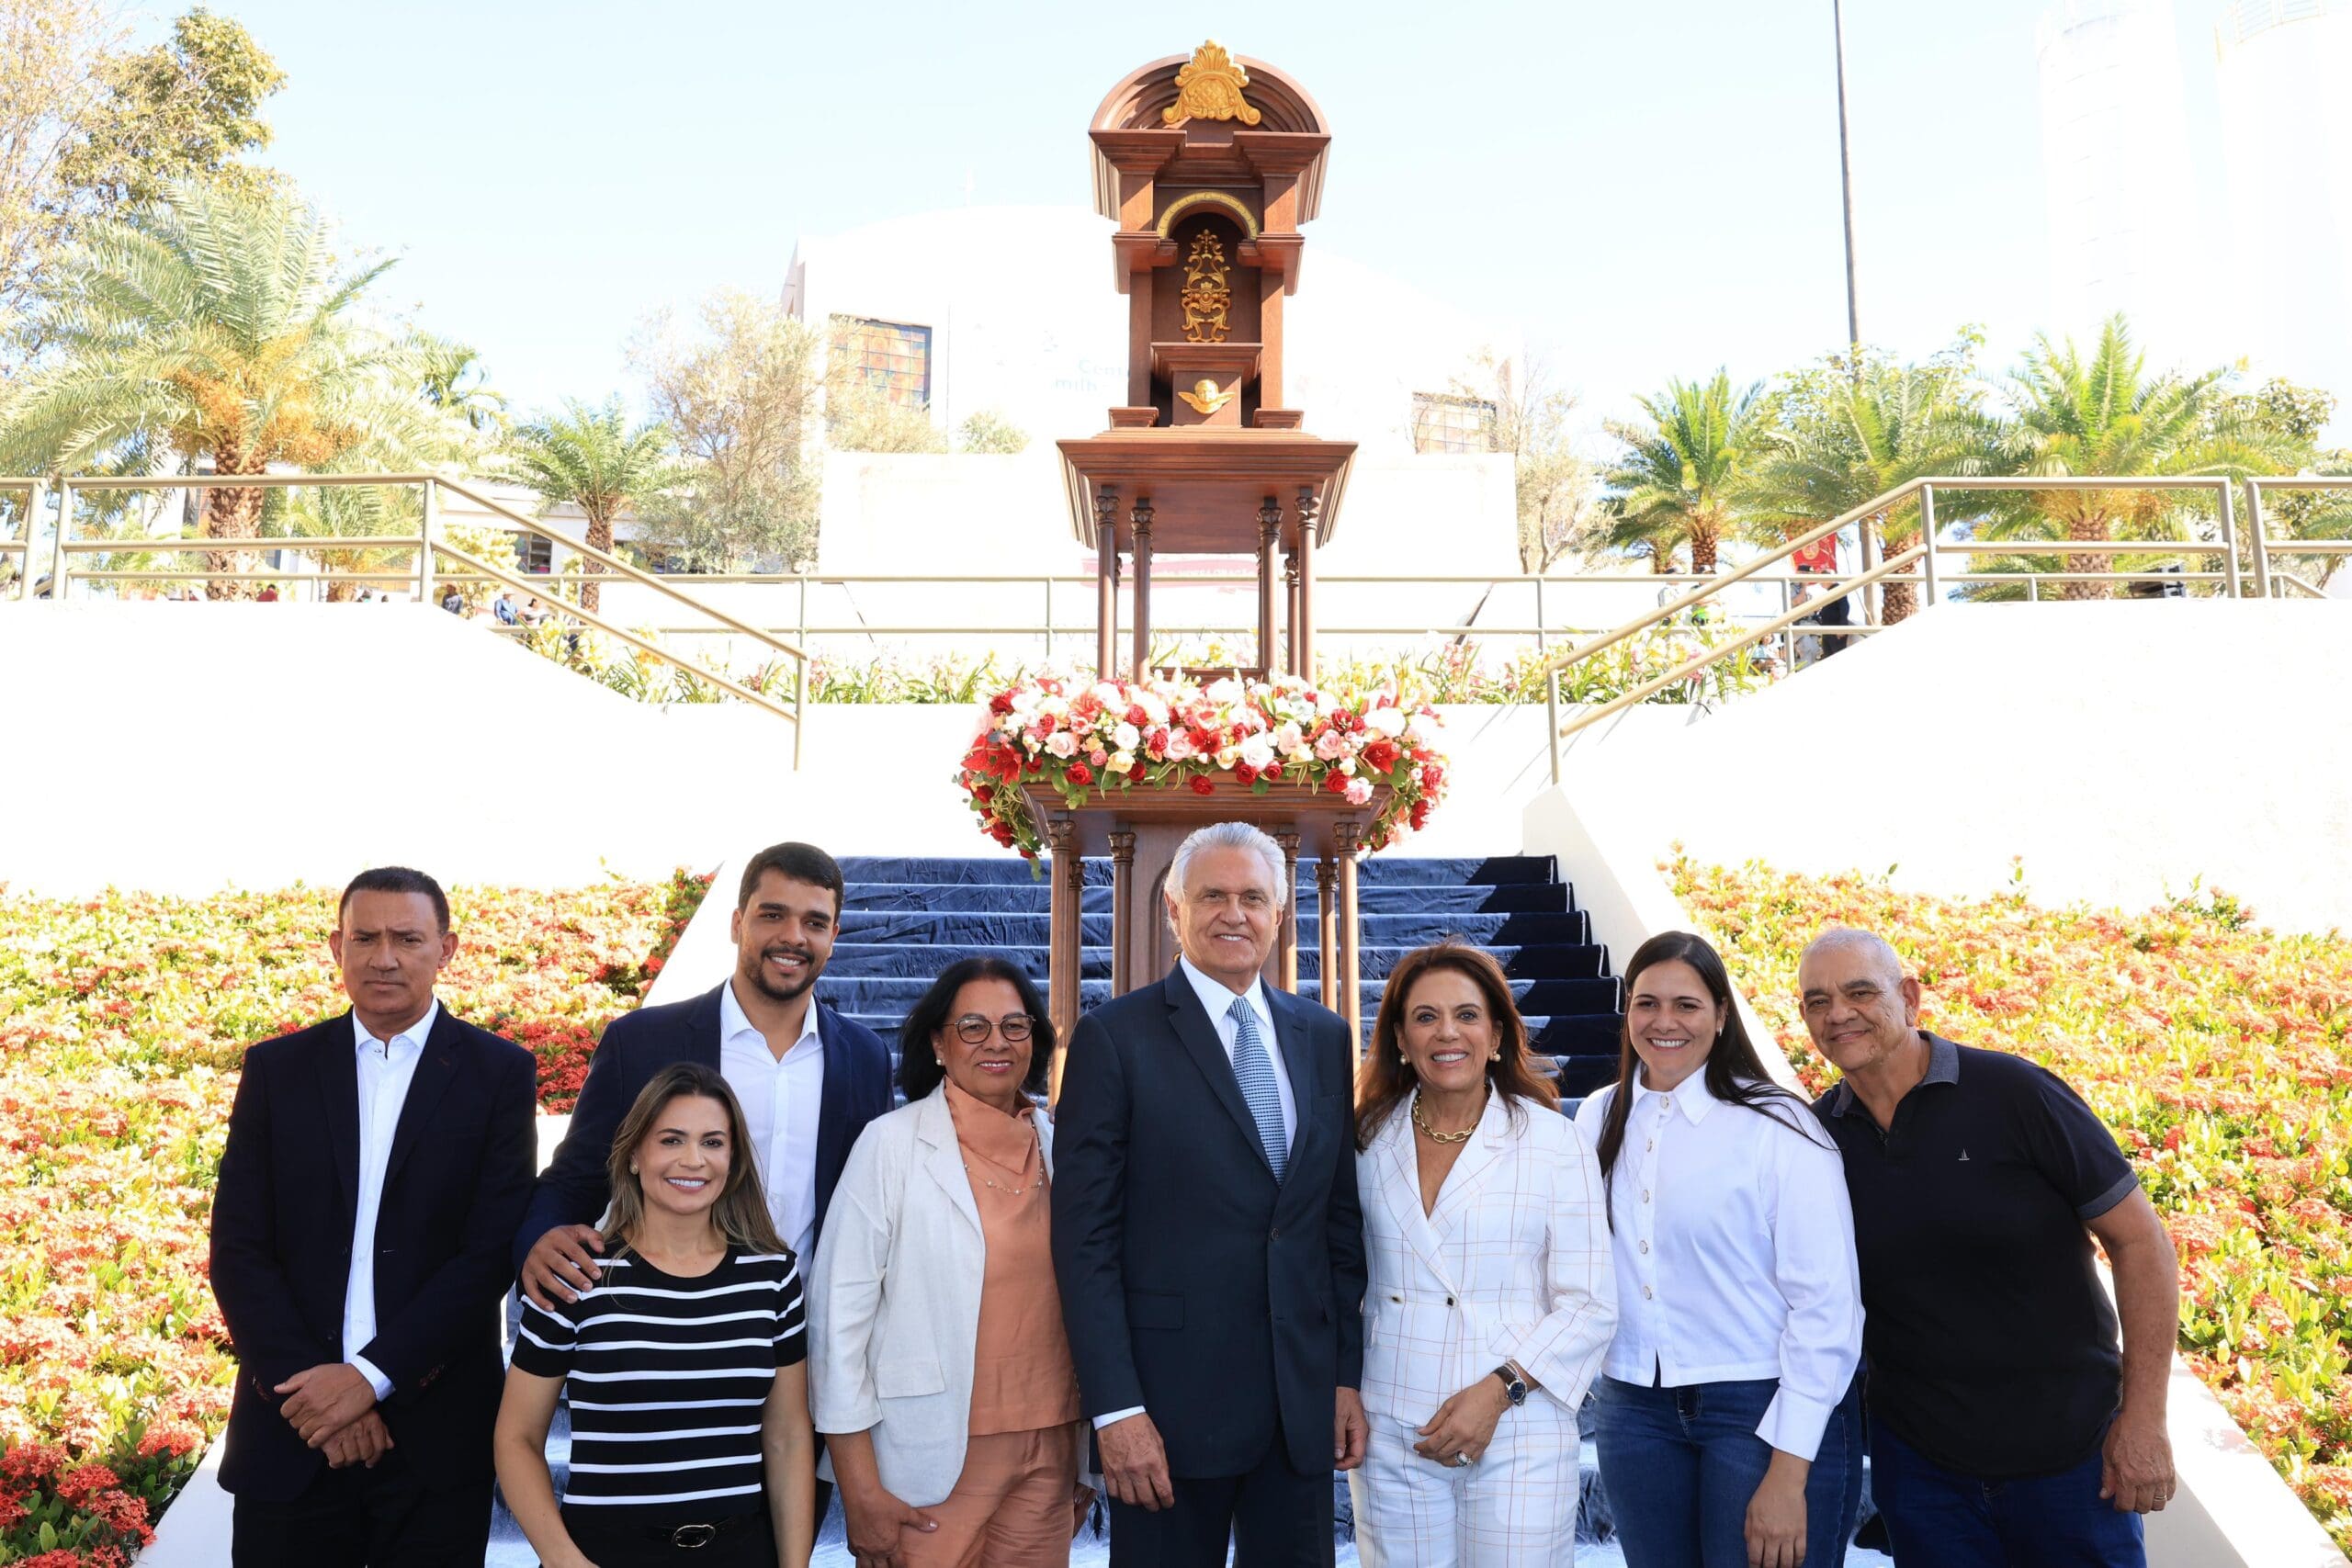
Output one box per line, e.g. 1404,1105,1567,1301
1050,967,1366,1479
514,981,894,1273
209,1006,537,1502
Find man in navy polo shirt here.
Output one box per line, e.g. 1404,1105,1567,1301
1798,929,2179,1568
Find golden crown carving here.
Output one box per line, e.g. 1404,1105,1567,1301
1163,40,1261,126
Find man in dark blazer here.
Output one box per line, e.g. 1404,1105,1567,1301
1053,821,1369,1567
209,866,538,1566
516,840,894,1307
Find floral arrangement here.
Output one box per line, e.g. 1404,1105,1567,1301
956,671,1448,860
1668,856,2352,1550
0,872,709,1560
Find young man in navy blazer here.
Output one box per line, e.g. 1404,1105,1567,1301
1053,821,1370,1566
209,866,538,1566
515,840,894,1307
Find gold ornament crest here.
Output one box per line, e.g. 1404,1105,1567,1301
1163,40,1261,126
1179,231,1232,344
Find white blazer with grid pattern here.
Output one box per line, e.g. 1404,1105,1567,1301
1357,1092,1618,1420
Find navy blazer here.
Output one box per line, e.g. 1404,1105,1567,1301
514,981,894,1273
209,1006,537,1502
1050,968,1367,1479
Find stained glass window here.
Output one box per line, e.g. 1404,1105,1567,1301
833,317,933,409
1411,393,1498,455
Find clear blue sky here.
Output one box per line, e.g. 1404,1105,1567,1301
202,0,2239,430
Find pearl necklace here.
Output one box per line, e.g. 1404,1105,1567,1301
1411,1089,1487,1145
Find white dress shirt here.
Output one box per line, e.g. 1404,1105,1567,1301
1095,958,1297,1431
344,1000,438,1401
1574,1072,1862,1460
719,978,826,1261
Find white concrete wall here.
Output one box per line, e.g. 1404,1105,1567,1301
1533,601,2352,936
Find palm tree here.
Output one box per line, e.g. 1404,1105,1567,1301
506,398,672,613
1994,315,2300,599
0,179,461,598
1743,343,2007,621
1600,372,1768,574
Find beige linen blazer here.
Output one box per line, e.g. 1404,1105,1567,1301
806,1086,1057,1506
1357,1091,1617,1420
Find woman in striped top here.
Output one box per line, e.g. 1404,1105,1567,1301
496,1062,817,1567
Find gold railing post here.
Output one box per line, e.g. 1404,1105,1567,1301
2214,479,2238,600
794,565,810,771
417,479,438,605
2245,479,2271,599
1918,486,1939,609
19,480,45,602
50,480,71,601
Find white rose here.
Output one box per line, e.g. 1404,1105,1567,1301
1238,734,1276,771
1114,722,1141,751
1273,722,1303,754
1363,705,1407,737
1338,756,1357,775
1091,682,1125,708
1139,693,1170,725
1205,676,1243,705
1109,750,1135,772
1046,731,1078,759
1165,730,1197,761
1039,694,1070,717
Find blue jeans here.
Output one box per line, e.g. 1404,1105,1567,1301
1591,1374,1862,1568
1869,1416,2145,1568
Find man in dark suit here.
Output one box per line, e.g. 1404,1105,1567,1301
1053,821,1369,1566
209,866,538,1566
516,840,894,1307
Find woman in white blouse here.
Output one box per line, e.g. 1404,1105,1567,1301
1574,931,1863,1568
1351,942,1617,1567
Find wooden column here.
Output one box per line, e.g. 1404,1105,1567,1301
1284,547,1303,677
1274,829,1300,996
1335,818,1363,1056
1046,818,1079,1100
1255,497,1282,677
1094,486,1119,679
1315,856,1340,1010
1294,487,1318,682
1128,498,1155,679
1108,830,1136,996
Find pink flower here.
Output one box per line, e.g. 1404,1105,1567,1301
1343,777,1374,806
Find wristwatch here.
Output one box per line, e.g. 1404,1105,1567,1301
1491,1364,1529,1407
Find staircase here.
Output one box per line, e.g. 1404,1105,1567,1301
829,852,1626,1111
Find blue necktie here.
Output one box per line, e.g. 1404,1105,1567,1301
1227,996,1288,1181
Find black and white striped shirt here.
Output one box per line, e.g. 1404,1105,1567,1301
512,1247,806,1518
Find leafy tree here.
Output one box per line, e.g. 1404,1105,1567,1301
629,289,823,570
1599,371,1768,573
2223,378,2352,588
826,372,948,454
956,409,1028,454
1449,351,1600,573
56,8,283,211
0,178,465,597
0,4,283,359
1743,336,2007,621
412,333,507,435
506,398,672,613
1989,315,2301,599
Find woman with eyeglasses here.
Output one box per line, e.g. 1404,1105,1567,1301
807,956,1091,1568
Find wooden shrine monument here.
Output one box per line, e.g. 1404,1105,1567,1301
1032,42,1378,1060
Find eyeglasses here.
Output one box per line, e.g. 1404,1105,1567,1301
950,1013,1035,1044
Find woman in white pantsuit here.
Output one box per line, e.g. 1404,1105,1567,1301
1351,942,1619,1568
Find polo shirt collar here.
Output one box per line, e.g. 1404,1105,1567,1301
1826,1030,1956,1116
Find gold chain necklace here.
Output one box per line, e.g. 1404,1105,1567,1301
962,1119,1046,1197
1411,1089,1487,1145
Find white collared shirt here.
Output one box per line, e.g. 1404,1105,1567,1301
719,978,826,1261
344,999,438,1400
1177,953,1295,1150
1574,1071,1863,1460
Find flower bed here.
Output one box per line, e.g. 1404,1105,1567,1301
0,873,709,1562
1668,857,2352,1550
956,671,1447,860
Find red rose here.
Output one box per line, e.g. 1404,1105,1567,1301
1129,761,1148,781
1068,762,1094,786
1324,772,1349,794
1420,763,1444,790
1409,801,1431,829
1147,727,1169,759
1234,762,1258,784
1126,704,1149,725
989,691,1014,714
1189,774,1215,795
1362,739,1399,773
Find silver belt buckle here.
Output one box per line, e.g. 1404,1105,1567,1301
670,1522,718,1549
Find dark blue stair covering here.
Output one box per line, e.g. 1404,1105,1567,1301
830,853,1624,1106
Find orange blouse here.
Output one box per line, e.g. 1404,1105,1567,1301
943,1078,1082,1435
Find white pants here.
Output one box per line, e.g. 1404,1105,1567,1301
1350,1399,1582,1567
